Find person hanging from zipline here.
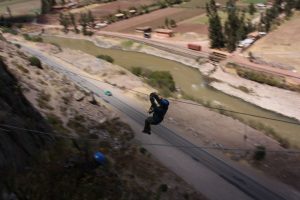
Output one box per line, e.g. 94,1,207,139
143,92,169,135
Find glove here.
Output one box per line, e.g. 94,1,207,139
148,106,154,114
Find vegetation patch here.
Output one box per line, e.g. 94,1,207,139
96,55,114,63
46,113,69,134
180,91,291,148
130,67,176,96
23,34,43,42
121,40,134,48
16,64,29,74
67,115,88,133
37,92,53,110
28,56,42,69
1,27,18,35
227,62,300,92
253,145,266,161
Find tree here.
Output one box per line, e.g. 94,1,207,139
248,3,256,15
164,17,169,28
170,19,177,27
206,0,225,48
285,0,294,18
79,13,88,35
87,10,95,27
59,13,70,33
6,7,12,18
237,10,248,41
41,0,55,14
296,0,300,10
224,0,244,52
158,1,167,8
69,13,79,33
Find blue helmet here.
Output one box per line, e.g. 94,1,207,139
94,151,106,165
160,99,169,107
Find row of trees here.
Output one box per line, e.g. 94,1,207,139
207,0,300,52
207,0,254,52
260,0,300,32
164,17,177,28
59,11,95,35
41,0,56,14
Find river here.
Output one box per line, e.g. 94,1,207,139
43,36,300,148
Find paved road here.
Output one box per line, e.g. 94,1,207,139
98,31,300,82
20,44,300,200
98,31,209,59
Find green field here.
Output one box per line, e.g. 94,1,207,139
0,0,40,16
241,0,266,3
180,0,228,8
180,0,267,8
181,11,259,25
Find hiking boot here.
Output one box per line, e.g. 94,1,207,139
142,129,151,135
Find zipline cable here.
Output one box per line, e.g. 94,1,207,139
58,68,300,126
1,123,300,154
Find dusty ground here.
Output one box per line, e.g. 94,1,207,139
102,7,204,33
247,12,300,72
208,66,300,123
6,31,300,190
0,35,205,200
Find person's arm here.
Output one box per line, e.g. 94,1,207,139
150,92,158,108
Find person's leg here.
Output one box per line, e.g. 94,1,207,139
143,117,152,134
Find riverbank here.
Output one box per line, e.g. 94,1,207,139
8,31,300,147
42,32,300,122
8,32,300,190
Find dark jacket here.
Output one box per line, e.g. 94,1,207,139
149,93,168,124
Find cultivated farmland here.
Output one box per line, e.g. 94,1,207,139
247,12,300,72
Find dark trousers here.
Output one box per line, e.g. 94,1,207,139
144,117,160,132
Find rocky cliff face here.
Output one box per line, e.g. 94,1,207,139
0,58,53,170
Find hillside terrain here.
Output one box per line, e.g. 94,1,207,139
0,34,204,200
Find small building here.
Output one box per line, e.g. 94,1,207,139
258,32,267,36
129,9,137,15
247,31,260,40
154,29,174,37
115,13,125,19
52,5,65,10
238,38,255,48
64,2,78,8
256,3,266,8
95,22,108,29
135,26,152,33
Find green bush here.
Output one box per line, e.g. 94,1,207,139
139,147,147,154
2,27,18,35
121,40,134,48
131,66,142,76
159,184,168,192
96,55,114,63
84,31,94,36
28,56,42,69
253,145,266,161
14,43,21,48
130,67,175,96
147,71,176,92
23,34,43,42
